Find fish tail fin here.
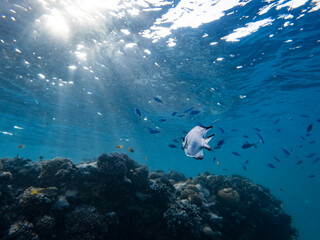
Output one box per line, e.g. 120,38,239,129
254,142,258,149
204,134,215,151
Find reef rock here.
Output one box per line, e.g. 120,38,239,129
34,215,55,239
164,200,203,239
39,158,75,187
19,187,58,220
0,154,297,240
217,188,240,207
8,220,39,240
64,206,109,240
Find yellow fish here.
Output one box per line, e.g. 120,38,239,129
116,145,123,148
18,145,25,148
31,188,45,195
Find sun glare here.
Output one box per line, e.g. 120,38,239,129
41,9,70,40
37,0,121,40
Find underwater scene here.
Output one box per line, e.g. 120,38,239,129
1,0,320,239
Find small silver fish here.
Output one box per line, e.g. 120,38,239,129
182,126,215,160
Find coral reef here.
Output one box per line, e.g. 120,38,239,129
0,153,297,240
217,187,240,207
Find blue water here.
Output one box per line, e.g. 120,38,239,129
1,0,320,239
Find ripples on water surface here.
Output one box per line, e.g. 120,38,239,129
1,0,320,239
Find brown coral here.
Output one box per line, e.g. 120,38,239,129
217,187,240,207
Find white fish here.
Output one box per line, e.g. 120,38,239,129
183,126,215,160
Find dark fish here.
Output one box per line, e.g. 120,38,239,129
318,119,320,122
245,159,250,164
273,156,280,162
300,114,310,118
173,139,179,143
280,188,285,192
218,127,225,133
308,174,315,178
153,97,163,103
135,108,141,117
214,140,224,149
190,110,200,115
178,114,185,117
307,123,313,132
267,163,276,169
240,163,247,171
39,156,44,160
242,142,257,149
159,118,167,122
232,151,241,157
231,129,238,132
213,157,216,162
306,153,316,158
148,127,160,134
184,107,193,113
274,118,280,124
172,112,177,116
296,160,303,165
277,129,281,132
183,107,193,113
312,158,320,164
168,144,177,148
281,148,290,156
128,147,134,153
301,136,306,141
257,133,265,144
253,128,261,132
306,133,311,137
243,135,249,138
309,140,316,144
217,140,225,147
211,119,219,125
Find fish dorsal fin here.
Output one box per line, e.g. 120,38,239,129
201,126,213,130
204,134,215,151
